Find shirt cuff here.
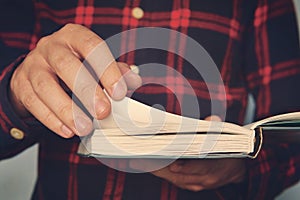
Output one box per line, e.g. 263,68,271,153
0,55,46,159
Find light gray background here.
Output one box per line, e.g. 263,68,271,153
0,0,300,199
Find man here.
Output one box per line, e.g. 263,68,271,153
1,0,300,199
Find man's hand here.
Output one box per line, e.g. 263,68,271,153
130,158,246,191
9,23,142,138
129,116,246,191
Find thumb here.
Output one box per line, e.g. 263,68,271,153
204,115,221,122
117,62,142,90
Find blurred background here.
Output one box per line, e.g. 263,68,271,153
0,0,300,199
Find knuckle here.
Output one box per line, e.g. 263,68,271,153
83,34,102,53
43,111,56,125
24,52,34,64
36,35,51,48
62,23,82,32
77,85,95,108
34,78,50,94
22,93,36,109
22,51,37,68
51,54,78,72
57,104,73,123
22,49,45,75
53,23,84,44
78,84,94,98
52,104,75,132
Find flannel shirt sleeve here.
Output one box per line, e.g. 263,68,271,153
244,0,300,199
0,1,46,159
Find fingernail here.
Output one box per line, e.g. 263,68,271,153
95,98,110,119
129,64,140,74
61,125,73,136
126,70,140,79
110,79,127,100
126,71,142,88
205,115,221,122
75,116,92,136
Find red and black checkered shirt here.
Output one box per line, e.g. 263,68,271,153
1,0,300,199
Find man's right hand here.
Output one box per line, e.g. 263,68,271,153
9,23,142,138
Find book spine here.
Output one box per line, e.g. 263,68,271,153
248,127,263,159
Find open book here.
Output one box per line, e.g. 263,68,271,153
78,96,300,159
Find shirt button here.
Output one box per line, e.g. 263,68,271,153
132,7,144,19
130,64,140,74
10,128,24,140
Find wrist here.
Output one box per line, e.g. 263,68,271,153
8,81,31,118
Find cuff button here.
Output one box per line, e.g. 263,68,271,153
132,7,144,20
10,128,25,140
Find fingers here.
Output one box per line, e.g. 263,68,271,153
153,166,223,191
9,24,142,138
53,24,127,100
204,115,221,121
12,75,75,138
29,69,93,136
90,45,127,100
11,53,94,136
128,159,205,191
117,62,142,90
42,24,137,118
152,166,205,191
129,159,173,172
168,158,246,190
43,47,111,120
128,159,223,191
169,160,213,175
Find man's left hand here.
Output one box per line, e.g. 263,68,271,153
129,115,246,191
130,158,246,192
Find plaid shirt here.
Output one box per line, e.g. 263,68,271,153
1,0,300,199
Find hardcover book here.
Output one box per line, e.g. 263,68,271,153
78,96,300,159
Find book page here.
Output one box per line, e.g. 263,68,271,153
80,94,259,159
94,95,252,135
244,112,300,130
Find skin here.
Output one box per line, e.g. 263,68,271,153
9,23,246,191
9,23,142,138
130,156,246,192
129,116,246,191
